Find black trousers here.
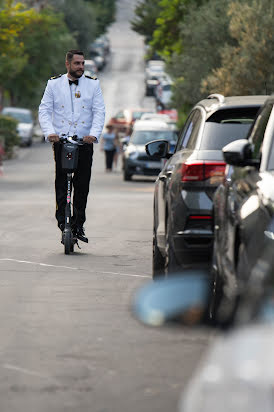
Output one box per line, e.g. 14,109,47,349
105,149,116,170
53,142,93,228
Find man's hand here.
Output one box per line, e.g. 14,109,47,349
48,134,60,143
83,135,97,144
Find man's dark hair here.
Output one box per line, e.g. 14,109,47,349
66,50,84,63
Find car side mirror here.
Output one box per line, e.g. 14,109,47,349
145,139,171,159
223,139,260,168
132,270,211,327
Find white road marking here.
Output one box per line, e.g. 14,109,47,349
3,364,60,383
0,258,150,278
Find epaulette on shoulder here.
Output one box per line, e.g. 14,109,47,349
49,74,62,80
85,75,97,80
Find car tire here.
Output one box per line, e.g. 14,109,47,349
123,168,132,181
152,226,165,280
165,216,180,275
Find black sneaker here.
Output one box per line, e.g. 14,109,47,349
75,226,88,243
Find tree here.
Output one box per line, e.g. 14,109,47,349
55,0,97,52
168,0,234,107
0,1,32,107
0,2,75,108
202,0,274,96
150,0,204,59
131,0,162,44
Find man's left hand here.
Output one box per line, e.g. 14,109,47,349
83,135,97,144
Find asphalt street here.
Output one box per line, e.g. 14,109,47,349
0,1,212,411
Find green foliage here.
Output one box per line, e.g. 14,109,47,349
131,0,162,44
169,0,234,106
2,5,75,108
0,115,20,158
88,0,117,37
202,0,274,96
150,0,204,59
0,2,33,84
51,0,97,52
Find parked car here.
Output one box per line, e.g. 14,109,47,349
145,94,268,278
155,79,173,109
106,108,155,134
1,107,34,146
145,60,166,96
210,96,274,321
89,47,105,71
84,59,98,76
123,120,178,181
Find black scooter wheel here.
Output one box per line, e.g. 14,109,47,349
64,230,72,255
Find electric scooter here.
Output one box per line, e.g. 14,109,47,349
59,134,83,255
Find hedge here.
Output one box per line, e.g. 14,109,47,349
0,115,20,159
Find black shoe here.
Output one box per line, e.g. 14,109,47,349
75,226,88,243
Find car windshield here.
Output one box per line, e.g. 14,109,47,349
132,111,153,121
3,111,32,123
131,130,177,145
199,107,260,150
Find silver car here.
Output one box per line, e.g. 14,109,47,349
2,107,34,146
123,119,178,181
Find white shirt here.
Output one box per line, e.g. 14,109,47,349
38,74,105,142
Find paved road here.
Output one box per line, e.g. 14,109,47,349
0,1,211,411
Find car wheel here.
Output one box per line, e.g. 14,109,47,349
165,216,180,275
152,226,165,280
123,168,132,181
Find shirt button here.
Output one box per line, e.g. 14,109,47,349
62,120,64,123
62,105,64,108
82,121,85,124
82,106,85,108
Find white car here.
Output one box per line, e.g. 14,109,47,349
84,59,98,76
155,80,173,109
1,107,34,146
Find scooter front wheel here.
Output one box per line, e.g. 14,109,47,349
64,230,72,255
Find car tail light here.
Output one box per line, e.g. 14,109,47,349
181,161,226,182
189,215,212,220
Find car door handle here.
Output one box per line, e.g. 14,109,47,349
166,170,173,177
159,175,167,181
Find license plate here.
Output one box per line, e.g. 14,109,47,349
146,161,161,169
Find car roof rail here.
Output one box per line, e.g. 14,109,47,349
207,93,225,104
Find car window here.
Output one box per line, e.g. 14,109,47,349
131,130,177,145
249,103,274,159
199,107,261,150
185,110,203,149
115,111,124,119
3,110,32,123
176,111,196,151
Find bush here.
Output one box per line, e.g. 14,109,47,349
0,115,20,159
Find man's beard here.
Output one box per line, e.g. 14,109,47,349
69,68,84,79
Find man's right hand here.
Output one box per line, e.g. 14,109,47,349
48,134,60,143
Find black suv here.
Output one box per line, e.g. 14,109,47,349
210,96,274,321
146,94,268,278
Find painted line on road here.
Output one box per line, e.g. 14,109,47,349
0,258,150,279
0,258,78,271
3,363,60,383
